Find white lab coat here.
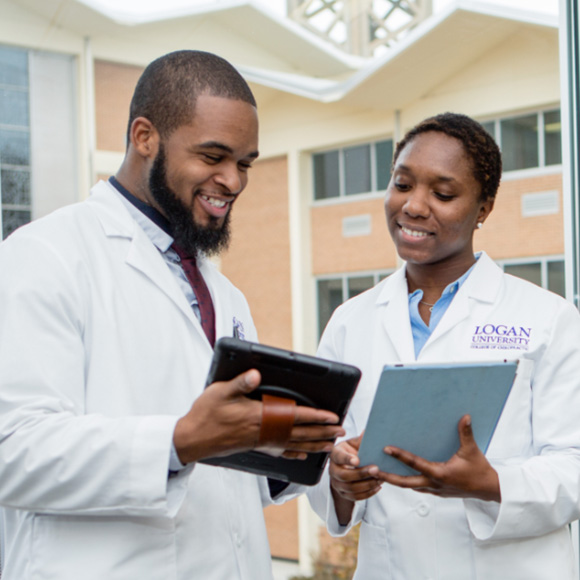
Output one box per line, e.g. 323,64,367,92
0,181,284,580
308,253,580,580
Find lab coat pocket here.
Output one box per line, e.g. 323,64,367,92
354,520,392,580
486,357,535,460
31,512,176,580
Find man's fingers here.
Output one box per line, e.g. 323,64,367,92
293,405,340,425
289,424,344,442
281,450,308,460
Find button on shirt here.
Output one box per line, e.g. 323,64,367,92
408,256,479,358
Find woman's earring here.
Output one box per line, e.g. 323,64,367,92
477,222,483,229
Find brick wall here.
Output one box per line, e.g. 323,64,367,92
95,60,144,153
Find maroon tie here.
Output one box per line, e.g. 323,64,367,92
172,245,216,347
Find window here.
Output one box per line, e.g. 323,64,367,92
0,45,31,239
317,270,392,336
481,109,561,173
313,138,393,200
499,256,565,297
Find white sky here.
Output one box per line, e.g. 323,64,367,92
84,0,559,18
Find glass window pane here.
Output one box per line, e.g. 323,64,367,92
547,260,565,297
347,275,374,298
0,87,29,126
2,208,30,239
504,262,542,287
0,46,28,87
544,110,562,166
0,129,30,165
375,139,393,191
313,150,340,200
344,144,371,196
318,278,344,336
480,121,496,140
500,114,539,171
1,168,30,205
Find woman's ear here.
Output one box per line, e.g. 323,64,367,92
128,117,159,159
477,197,495,227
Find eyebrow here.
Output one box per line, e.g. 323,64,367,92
396,163,457,182
198,140,260,159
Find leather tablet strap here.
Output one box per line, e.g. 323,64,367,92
258,394,296,450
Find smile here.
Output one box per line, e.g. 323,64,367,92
200,194,228,209
401,225,430,238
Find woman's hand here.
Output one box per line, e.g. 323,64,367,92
377,415,501,502
329,433,383,525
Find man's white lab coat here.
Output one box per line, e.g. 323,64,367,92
0,181,281,580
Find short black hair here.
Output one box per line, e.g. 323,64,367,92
127,50,256,142
393,112,502,202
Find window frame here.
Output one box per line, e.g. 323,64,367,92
495,254,566,296
481,108,562,175
312,137,394,203
316,269,394,337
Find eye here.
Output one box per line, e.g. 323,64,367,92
394,181,411,192
434,191,454,201
203,154,222,164
238,161,253,172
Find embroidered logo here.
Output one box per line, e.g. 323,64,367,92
470,324,531,351
232,317,245,340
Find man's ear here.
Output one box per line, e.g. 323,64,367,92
129,117,159,159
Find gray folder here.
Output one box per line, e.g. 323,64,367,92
358,361,518,476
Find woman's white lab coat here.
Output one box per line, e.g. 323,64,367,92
0,181,282,580
308,253,580,580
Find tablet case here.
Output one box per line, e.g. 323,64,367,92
358,361,518,476
199,337,362,485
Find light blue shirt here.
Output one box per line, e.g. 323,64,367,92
408,254,480,358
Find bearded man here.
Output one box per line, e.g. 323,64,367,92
0,50,342,580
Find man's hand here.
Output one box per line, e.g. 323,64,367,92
173,370,345,464
328,433,382,525
377,415,501,502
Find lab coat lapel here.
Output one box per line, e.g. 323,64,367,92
424,252,501,349
125,229,200,326
377,267,416,361
87,181,203,330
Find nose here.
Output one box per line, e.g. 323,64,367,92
214,162,244,195
402,187,430,218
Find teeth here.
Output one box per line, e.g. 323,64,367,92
401,226,429,238
201,195,227,209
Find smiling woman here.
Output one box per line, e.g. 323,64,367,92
384,114,500,323
307,112,580,580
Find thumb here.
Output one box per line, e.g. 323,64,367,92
458,414,478,451
227,369,261,396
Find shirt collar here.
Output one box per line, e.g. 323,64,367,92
109,176,174,253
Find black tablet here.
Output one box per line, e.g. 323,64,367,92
199,337,361,485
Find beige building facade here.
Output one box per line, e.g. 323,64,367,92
0,0,566,575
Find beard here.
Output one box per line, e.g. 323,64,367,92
149,145,231,257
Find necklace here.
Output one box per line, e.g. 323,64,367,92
420,300,436,312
